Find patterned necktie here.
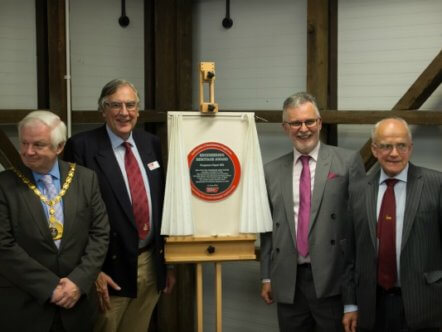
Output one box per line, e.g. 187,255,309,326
377,178,398,290
123,142,150,240
41,174,63,246
297,155,311,257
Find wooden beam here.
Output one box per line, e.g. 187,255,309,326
0,127,21,169
150,1,194,332
307,0,329,108
307,0,338,145
35,0,49,109
359,49,442,169
47,0,67,124
3,109,442,125
145,0,155,110
394,50,442,110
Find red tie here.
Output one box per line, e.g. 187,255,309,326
377,178,398,290
123,142,150,240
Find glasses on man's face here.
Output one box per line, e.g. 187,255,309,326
283,118,318,129
105,101,138,112
374,143,410,154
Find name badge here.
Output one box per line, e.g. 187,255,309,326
147,161,160,170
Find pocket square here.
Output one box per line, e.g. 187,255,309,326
327,172,337,180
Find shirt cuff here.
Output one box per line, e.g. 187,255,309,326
262,279,271,284
344,304,358,313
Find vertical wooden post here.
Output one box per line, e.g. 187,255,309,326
146,1,194,329
35,0,49,109
47,0,67,124
196,263,204,332
307,0,337,145
215,262,222,332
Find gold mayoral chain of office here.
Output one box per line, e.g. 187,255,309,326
12,163,76,241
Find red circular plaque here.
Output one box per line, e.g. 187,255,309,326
187,142,241,201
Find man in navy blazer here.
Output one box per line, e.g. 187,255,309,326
64,79,175,332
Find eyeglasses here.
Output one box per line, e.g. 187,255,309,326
374,143,410,153
105,101,138,112
283,118,319,129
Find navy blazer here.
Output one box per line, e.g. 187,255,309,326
63,125,166,297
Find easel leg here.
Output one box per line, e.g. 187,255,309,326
196,263,203,332
215,262,222,332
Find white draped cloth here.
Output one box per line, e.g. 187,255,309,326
161,112,272,235
239,113,272,233
161,113,194,235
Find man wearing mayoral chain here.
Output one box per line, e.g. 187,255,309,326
0,111,109,332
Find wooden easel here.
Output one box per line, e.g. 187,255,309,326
164,62,257,332
165,235,256,332
199,62,219,113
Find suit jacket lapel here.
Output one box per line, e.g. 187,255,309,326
366,171,380,250
17,164,58,251
95,127,136,229
402,164,422,250
59,160,77,249
310,144,332,232
281,153,297,246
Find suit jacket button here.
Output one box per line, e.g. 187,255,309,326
112,232,117,237
112,255,117,260
276,248,280,253
330,240,335,245
330,213,336,220
275,222,280,227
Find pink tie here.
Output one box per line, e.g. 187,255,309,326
123,142,150,240
297,155,311,257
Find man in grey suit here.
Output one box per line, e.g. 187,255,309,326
260,92,365,331
0,111,109,331
342,117,442,332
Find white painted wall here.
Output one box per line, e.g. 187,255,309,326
0,0,37,109
70,0,145,110
337,0,442,170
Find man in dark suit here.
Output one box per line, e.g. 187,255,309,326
260,92,365,331
342,117,442,332
63,79,175,332
0,111,109,332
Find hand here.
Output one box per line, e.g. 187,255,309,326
260,282,273,304
342,311,358,332
51,283,63,303
51,278,81,309
95,271,121,312
163,269,176,294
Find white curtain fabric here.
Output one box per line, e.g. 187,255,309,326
161,112,272,235
239,113,273,233
160,113,194,235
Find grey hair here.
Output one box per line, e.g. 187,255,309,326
98,79,140,112
371,117,412,142
18,111,67,148
282,92,320,121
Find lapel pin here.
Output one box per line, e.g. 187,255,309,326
147,161,160,170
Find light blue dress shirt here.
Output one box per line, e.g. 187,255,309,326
32,159,63,217
32,159,63,248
